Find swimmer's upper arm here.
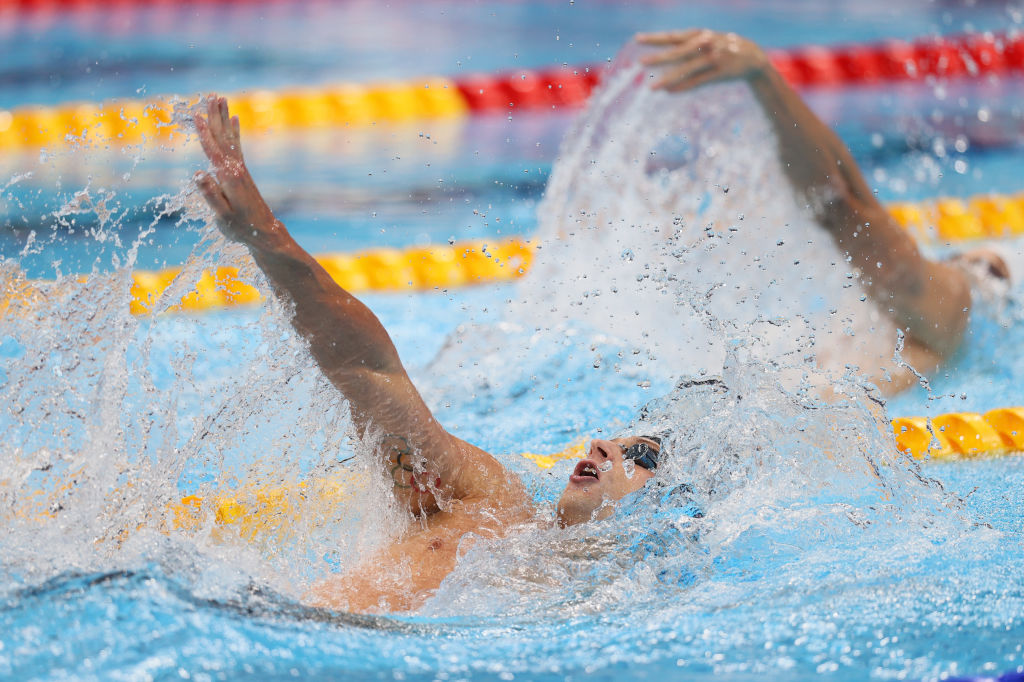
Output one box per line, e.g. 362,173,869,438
325,357,521,513
257,237,519,512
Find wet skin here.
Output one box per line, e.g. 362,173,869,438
556,437,659,527
308,437,659,613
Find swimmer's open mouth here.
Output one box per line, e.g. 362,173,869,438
570,459,600,483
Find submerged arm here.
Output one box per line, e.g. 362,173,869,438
193,96,523,515
637,30,970,358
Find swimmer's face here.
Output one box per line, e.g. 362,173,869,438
555,436,658,527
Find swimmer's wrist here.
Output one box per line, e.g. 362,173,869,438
744,61,796,113
241,218,294,253
744,57,780,89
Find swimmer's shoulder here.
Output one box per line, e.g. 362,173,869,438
444,440,531,520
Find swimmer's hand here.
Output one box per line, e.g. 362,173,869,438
194,95,281,248
635,30,771,92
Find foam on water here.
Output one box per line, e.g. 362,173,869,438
0,54,1022,681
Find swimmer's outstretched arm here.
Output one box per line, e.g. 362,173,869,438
193,96,527,518
637,30,971,366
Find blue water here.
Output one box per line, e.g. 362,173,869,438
3,1,1024,680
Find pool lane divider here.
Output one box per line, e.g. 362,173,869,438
2,188,1022,321
163,406,1024,541
0,31,1020,152
126,239,535,314
103,190,1024,312
888,191,1024,241
893,407,1024,460
0,239,535,319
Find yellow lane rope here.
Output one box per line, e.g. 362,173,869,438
889,193,1024,241
4,188,1022,321
163,407,1024,541
127,239,534,314
0,80,467,150
892,407,1024,460
119,193,1024,312
0,239,534,319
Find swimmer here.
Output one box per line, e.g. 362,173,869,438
635,30,1006,392
193,30,1003,612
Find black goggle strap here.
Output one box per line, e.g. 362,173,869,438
622,436,662,470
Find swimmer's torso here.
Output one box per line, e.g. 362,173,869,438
308,493,535,613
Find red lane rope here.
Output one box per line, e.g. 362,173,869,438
769,31,1024,87
0,26,1018,129
0,0,275,7
454,32,1022,115
455,67,602,113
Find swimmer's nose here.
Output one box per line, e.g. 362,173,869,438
589,439,618,461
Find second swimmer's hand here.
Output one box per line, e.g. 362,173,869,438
635,30,772,92
194,96,281,248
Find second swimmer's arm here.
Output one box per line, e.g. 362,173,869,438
638,30,970,358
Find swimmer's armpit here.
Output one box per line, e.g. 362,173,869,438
384,434,445,514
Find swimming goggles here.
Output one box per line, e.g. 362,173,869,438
621,436,662,470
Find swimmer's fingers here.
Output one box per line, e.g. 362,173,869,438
639,30,714,66
196,103,232,167
194,171,232,220
661,64,729,93
652,54,719,92
198,95,240,161
207,96,230,143
217,96,231,133
214,97,245,152
635,29,704,46
214,97,244,152
196,98,250,190
194,108,223,165
650,34,766,91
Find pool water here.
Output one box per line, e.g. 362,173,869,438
3,1,1024,680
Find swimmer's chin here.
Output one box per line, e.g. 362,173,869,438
555,498,616,528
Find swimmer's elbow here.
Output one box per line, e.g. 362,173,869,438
911,260,972,359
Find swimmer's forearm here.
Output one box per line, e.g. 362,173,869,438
745,67,917,271
244,222,403,374
745,67,876,216
638,34,970,356
746,68,970,356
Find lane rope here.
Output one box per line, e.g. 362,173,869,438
0,31,1020,151
892,407,1024,460
165,406,1024,540
1,188,1022,319
84,189,1024,311
126,239,535,314
889,191,1024,241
